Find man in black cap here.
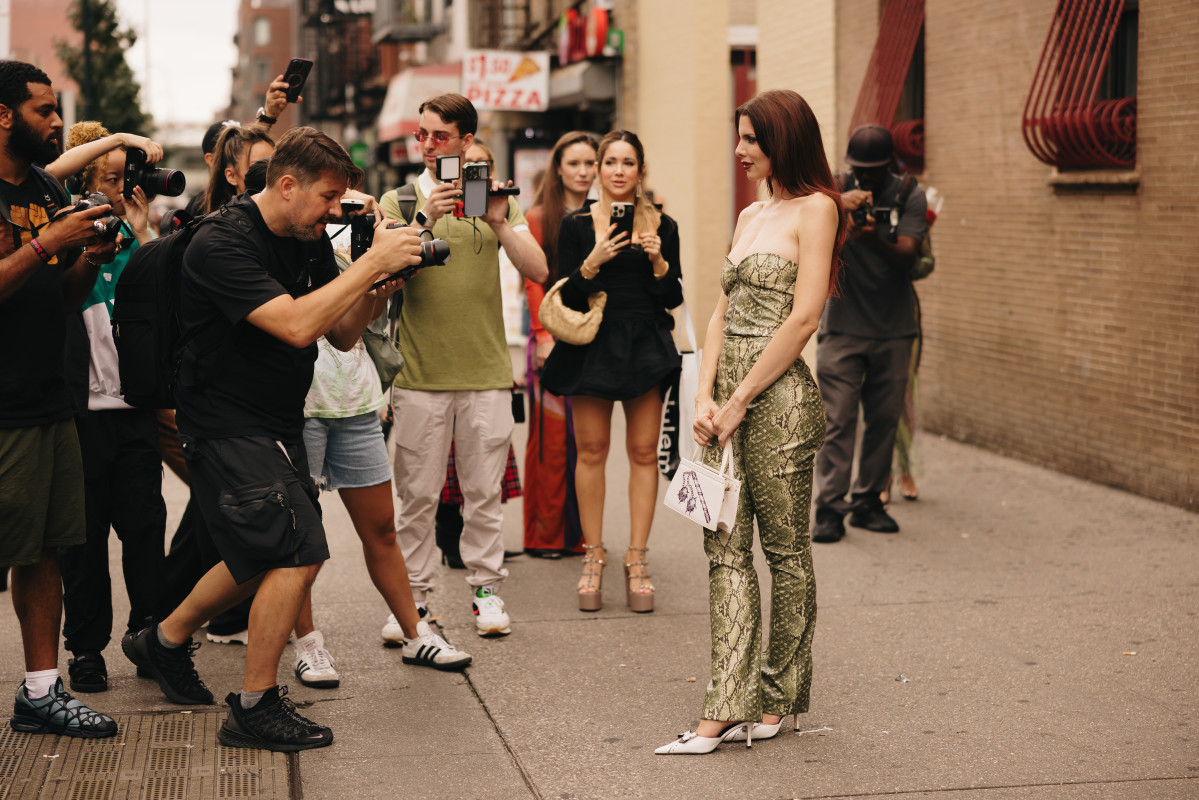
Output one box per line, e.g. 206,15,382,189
812,124,928,543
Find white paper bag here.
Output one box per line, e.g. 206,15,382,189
663,442,740,532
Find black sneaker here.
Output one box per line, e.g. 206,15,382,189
218,686,333,752
11,678,117,738
67,651,108,693
122,625,214,705
848,500,900,533
812,510,846,543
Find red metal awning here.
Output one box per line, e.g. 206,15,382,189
1022,0,1135,170
847,0,925,171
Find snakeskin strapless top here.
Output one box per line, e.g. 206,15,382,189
721,253,800,338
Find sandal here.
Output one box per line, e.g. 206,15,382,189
624,547,655,613
577,544,605,612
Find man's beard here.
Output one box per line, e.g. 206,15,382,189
6,112,60,166
285,215,324,242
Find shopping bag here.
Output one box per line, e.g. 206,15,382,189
663,442,740,532
658,291,701,479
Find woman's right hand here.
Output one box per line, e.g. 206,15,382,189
119,133,164,164
581,223,630,276
693,397,720,446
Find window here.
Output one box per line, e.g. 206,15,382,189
254,57,272,87
1022,0,1137,170
253,17,271,47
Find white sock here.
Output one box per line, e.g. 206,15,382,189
295,630,321,651
24,669,59,699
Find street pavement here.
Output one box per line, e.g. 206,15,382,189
2,416,1197,799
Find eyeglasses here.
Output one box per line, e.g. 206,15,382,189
413,131,459,145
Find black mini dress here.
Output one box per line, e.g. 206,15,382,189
540,209,684,401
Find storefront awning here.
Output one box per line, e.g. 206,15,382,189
376,62,462,143
548,61,616,109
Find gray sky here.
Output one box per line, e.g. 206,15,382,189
115,0,239,126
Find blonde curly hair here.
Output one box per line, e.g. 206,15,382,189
66,121,111,192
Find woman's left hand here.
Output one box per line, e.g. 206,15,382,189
711,398,747,447
639,233,667,273
125,186,152,244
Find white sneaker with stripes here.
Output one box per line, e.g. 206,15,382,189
401,620,472,671
293,630,340,689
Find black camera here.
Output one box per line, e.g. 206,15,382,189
123,148,186,199
348,214,451,283
850,202,896,229
69,192,122,241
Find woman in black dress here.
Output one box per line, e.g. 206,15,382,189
540,130,683,613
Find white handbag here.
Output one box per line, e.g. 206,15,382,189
663,442,741,532
657,289,701,478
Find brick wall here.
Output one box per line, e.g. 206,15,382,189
910,0,1199,509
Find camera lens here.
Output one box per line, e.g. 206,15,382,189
419,239,450,267
143,168,187,198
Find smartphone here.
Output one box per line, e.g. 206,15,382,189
436,155,461,182
610,202,634,242
283,58,313,103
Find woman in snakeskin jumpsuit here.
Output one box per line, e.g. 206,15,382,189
656,90,847,755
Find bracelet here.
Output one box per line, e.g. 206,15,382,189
580,262,598,279
29,238,52,263
83,253,103,267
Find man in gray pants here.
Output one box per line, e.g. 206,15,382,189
813,125,928,543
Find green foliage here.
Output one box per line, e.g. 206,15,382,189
54,0,153,135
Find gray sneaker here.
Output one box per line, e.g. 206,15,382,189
11,678,117,738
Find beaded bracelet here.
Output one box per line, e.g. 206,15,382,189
29,238,52,263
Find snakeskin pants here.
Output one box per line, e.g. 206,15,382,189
701,350,825,722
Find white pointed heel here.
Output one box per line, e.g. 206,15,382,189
654,721,750,755
728,713,794,742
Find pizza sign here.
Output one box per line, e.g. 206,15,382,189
463,50,549,112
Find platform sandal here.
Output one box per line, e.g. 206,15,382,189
624,547,655,613
577,544,606,612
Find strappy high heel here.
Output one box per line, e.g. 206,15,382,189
624,547,654,613
727,713,799,741
654,721,752,755
577,544,605,612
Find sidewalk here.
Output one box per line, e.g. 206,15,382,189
2,425,1196,799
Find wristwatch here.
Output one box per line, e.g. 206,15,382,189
255,107,277,125
414,210,431,229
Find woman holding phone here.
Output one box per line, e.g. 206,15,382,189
655,90,844,755
540,130,683,614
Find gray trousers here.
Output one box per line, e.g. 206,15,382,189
814,332,914,514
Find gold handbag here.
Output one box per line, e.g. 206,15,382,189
538,277,607,346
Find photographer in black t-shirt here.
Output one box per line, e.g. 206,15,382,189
123,127,422,752
0,60,122,738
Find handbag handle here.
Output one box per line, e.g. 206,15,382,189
689,440,736,480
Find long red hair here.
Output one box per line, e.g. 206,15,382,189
736,90,846,296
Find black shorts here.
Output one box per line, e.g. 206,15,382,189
182,435,328,584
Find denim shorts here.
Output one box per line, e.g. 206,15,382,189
303,411,392,491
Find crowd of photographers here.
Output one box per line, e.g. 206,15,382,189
0,56,550,751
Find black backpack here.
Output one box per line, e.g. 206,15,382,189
111,206,253,409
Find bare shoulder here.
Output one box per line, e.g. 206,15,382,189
793,192,839,230
737,201,767,224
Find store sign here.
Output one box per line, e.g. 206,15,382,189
557,7,614,66
463,50,549,112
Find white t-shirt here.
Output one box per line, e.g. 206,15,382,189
303,238,386,418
